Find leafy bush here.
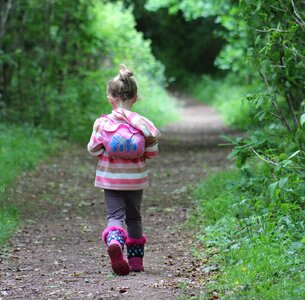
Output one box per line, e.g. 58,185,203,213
192,165,305,299
151,3,305,298
0,1,178,142
192,113,305,298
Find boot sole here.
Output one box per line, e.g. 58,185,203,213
108,243,130,276
129,257,144,272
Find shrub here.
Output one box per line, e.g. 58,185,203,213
1,1,178,143
192,162,305,299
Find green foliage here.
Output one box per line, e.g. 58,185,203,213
193,169,241,225
146,0,305,110
217,2,305,239
0,123,60,245
92,2,179,127
120,0,225,83
177,5,305,295
192,167,305,299
0,0,178,142
0,205,19,245
193,108,305,298
146,0,227,19
146,0,251,77
1,0,102,139
155,5,305,299
0,123,61,201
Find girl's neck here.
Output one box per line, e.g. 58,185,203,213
112,104,131,111
108,95,137,110
112,100,133,110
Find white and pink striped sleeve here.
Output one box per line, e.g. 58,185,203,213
87,119,105,156
144,137,159,159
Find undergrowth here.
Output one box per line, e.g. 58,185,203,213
0,206,19,245
0,123,61,245
191,165,305,299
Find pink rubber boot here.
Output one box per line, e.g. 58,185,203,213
102,227,129,276
126,235,147,272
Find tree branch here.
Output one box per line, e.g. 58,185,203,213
271,97,293,134
0,0,13,40
291,0,305,26
249,146,277,166
256,28,288,33
258,70,270,90
280,55,299,129
249,146,304,177
258,70,294,133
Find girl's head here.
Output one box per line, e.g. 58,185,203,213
107,64,138,108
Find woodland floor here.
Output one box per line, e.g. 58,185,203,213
0,92,237,300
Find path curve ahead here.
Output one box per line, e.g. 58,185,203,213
0,94,235,299
159,92,237,149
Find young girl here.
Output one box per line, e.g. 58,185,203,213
87,64,160,275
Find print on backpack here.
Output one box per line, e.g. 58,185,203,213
110,135,138,153
101,116,145,159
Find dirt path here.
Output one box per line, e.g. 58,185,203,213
0,94,234,299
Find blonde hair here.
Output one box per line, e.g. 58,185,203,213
107,64,137,101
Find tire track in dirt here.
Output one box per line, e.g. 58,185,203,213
0,93,235,299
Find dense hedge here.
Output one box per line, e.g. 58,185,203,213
0,0,178,142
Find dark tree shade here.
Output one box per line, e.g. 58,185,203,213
119,0,225,82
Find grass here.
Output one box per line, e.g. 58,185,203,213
222,240,305,300
0,205,19,244
191,168,305,299
0,123,61,246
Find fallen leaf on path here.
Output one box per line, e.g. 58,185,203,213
71,272,83,277
119,287,129,294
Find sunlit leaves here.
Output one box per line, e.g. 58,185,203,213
146,0,229,20
300,113,305,126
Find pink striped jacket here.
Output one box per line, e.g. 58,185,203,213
87,108,160,190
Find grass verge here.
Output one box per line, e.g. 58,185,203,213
191,168,305,299
0,123,61,246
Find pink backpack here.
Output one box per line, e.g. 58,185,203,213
101,115,145,159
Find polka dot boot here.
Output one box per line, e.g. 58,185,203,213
126,235,147,272
101,226,129,276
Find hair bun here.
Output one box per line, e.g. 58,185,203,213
119,64,133,81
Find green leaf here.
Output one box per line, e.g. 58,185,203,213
268,182,278,198
278,177,288,189
280,203,290,214
287,150,300,160
300,114,305,126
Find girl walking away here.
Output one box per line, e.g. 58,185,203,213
87,64,160,275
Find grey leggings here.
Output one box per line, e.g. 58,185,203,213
104,189,143,239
